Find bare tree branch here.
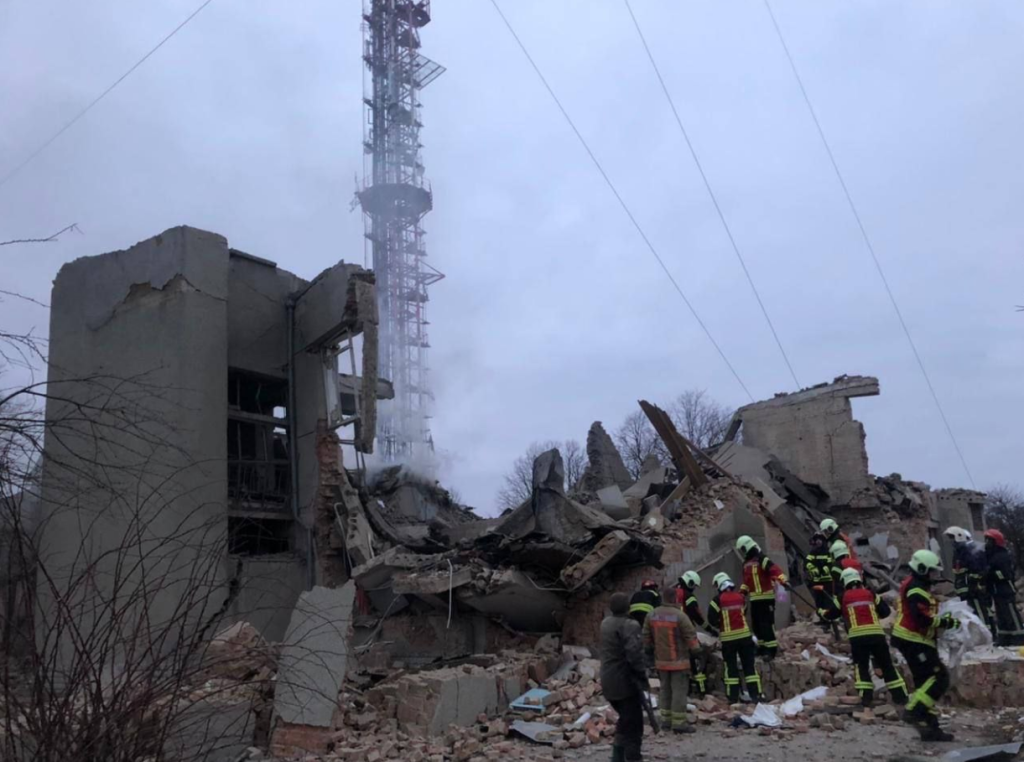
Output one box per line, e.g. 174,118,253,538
0,223,80,247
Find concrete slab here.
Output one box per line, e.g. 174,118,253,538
560,530,630,589
623,466,670,499
596,485,631,520
273,582,356,727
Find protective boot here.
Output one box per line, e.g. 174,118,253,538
672,723,696,734
610,746,626,762
918,720,955,743
901,705,930,727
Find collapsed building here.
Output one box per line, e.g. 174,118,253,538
27,231,997,759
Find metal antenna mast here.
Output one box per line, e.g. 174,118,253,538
358,0,445,461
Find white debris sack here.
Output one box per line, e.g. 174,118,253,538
781,686,828,718
938,599,994,672
740,704,782,728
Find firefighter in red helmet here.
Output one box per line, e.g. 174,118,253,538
984,529,1024,646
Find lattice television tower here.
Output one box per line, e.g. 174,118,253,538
358,0,445,461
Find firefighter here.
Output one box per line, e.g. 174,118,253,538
600,592,649,762
891,549,959,742
736,535,787,659
708,572,765,704
984,529,1024,646
830,540,864,591
805,531,837,625
628,580,661,628
677,570,717,698
821,518,859,562
829,567,908,707
642,595,699,733
944,526,992,630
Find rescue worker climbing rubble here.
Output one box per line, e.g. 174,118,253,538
600,592,649,762
821,518,859,562
708,572,765,704
984,529,1024,646
736,535,786,659
628,580,661,628
677,570,716,698
824,567,908,708
642,594,699,733
944,526,992,631
805,532,837,626
891,549,959,742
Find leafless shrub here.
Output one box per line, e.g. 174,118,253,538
987,484,1024,570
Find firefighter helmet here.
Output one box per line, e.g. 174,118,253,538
909,549,943,576
840,567,863,588
641,579,659,591
944,526,971,544
820,518,839,535
736,535,760,555
810,531,827,548
681,571,701,589
830,540,850,559
984,528,1007,548
712,572,733,591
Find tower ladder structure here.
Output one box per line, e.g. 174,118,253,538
358,0,445,461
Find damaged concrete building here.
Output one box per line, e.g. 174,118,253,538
37,226,382,643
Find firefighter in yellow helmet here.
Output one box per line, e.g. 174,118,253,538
736,535,787,659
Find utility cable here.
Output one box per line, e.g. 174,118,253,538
488,0,754,402
761,0,975,487
623,0,801,390
0,0,215,191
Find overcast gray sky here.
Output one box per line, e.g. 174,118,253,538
2,1,1022,515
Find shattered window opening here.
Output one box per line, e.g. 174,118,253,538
227,517,292,556
227,369,292,514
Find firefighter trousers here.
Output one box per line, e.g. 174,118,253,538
994,595,1024,646
689,655,707,697
657,670,690,730
850,634,908,706
893,639,948,717
964,594,994,634
750,599,778,657
722,637,761,703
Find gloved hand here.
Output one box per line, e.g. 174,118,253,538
939,613,960,631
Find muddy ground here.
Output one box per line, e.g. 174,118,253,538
563,709,1017,762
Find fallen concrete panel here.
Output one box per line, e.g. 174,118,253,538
596,485,630,520
579,421,633,493
393,565,474,596
274,582,356,727
623,466,670,500
510,720,560,744
560,530,630,589
459,569,566,632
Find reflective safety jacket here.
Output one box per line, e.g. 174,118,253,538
680,586,716,634
987,545,1018,601
806,550,835,587
642,604,699,671
839,586,891,638
629,589,661,627
741,553,787,601
952,541,987,598
893,576,940,647
708,590,752,642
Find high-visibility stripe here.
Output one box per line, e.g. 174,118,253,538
887,677,907,689
630,603,655,614
892,626,934,646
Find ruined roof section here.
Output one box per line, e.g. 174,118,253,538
729,375,880,509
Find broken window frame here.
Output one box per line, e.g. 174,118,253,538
227,369,294,554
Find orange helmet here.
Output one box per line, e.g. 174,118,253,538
984,528,1007,548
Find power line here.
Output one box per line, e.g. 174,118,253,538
487,0,754,402
761,0,976,488
0,0,215,192
622,0,801,390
